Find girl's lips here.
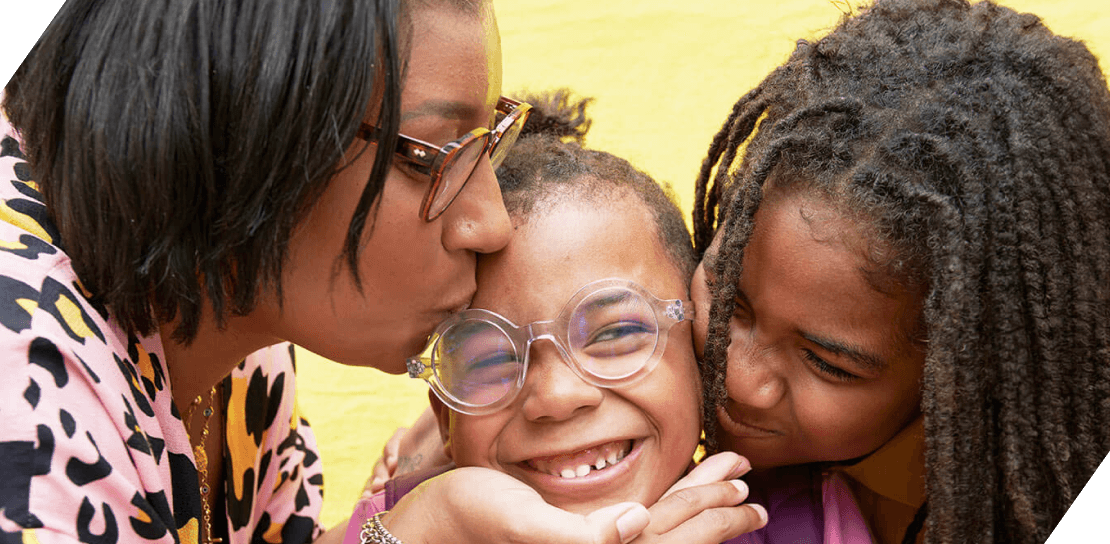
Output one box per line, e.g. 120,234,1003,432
525,439,633,478
512,439,644,492
717,403,781,438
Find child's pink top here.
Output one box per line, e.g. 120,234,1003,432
820,473,875,544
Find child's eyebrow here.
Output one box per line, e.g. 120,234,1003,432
579,291,633,313
800,332,888,372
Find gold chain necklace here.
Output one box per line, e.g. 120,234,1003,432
186,385,224,544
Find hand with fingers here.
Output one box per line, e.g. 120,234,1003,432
630,452,768,544
380,466,651,544
376,454,766,544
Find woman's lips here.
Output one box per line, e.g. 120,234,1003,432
717,403,781,438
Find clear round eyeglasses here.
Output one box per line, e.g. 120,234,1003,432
406,278,696,415
357,96,532,221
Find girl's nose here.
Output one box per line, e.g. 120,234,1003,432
519,341,604,422
725,342,786,410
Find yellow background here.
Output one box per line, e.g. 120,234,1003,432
295,0,1110,528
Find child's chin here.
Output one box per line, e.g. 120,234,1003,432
544,495,627,516
541,485,666,516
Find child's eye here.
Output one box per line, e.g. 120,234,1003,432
802,349,859,382
731,299,754,323
581,321,655,357
465,351,517,369
454,353,520,391
590,322,652,343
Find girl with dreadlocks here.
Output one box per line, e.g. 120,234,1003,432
691,0,1110,543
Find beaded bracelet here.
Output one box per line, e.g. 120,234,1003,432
359,512,404,544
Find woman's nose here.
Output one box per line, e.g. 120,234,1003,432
725,341,786,410
519,341,604,422
440,156,511,254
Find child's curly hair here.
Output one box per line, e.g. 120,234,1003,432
692,1,1110,542
497,89,697,280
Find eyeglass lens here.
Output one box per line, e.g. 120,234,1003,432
432,287,660,408
426,106,527,219
426,133,489,218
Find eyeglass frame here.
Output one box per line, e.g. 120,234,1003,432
356,96,532,221
406,278,696,416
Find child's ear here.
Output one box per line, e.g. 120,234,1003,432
427,389,454,461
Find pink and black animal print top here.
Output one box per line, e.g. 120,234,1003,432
0,114,324,544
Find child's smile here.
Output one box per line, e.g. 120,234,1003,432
497,413,652,506
433,195,702,514
524,439,633,478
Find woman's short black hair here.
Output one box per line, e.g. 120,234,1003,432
3,0,404,341
496,89,697,281
692,1,1110,542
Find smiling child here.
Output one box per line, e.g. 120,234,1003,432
351,92,884,544
432,154,702,514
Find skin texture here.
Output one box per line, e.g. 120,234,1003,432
247,4,512,375
433,194,703,515
692,190,924,469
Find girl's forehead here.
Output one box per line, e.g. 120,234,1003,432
474,198,686,320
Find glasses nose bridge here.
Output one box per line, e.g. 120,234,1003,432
522,320,574,366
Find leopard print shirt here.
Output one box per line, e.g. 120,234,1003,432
0,115,324,544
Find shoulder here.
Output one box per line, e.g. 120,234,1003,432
0,121,188,543
0,123,104,353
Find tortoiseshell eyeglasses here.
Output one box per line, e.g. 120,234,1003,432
357,96,532,221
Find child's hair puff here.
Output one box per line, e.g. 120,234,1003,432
497,89,697,280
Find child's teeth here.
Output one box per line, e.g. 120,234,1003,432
530,440,634,478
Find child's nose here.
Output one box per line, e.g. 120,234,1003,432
519,341,604,422
725,342,786,409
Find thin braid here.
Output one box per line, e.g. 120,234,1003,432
702,94,775,252
906,185,973,544
693,88,765,253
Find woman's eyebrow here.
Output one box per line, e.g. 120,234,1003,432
801,332,888,371
401,100,480,123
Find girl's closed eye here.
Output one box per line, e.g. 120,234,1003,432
455,352,520,401
731,298,754,322
801,349,860,382
590,320,654,343
584,320,656,357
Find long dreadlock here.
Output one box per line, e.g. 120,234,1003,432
692,1,1110,542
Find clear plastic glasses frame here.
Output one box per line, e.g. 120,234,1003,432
407,278,695,415
357,96,532,221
